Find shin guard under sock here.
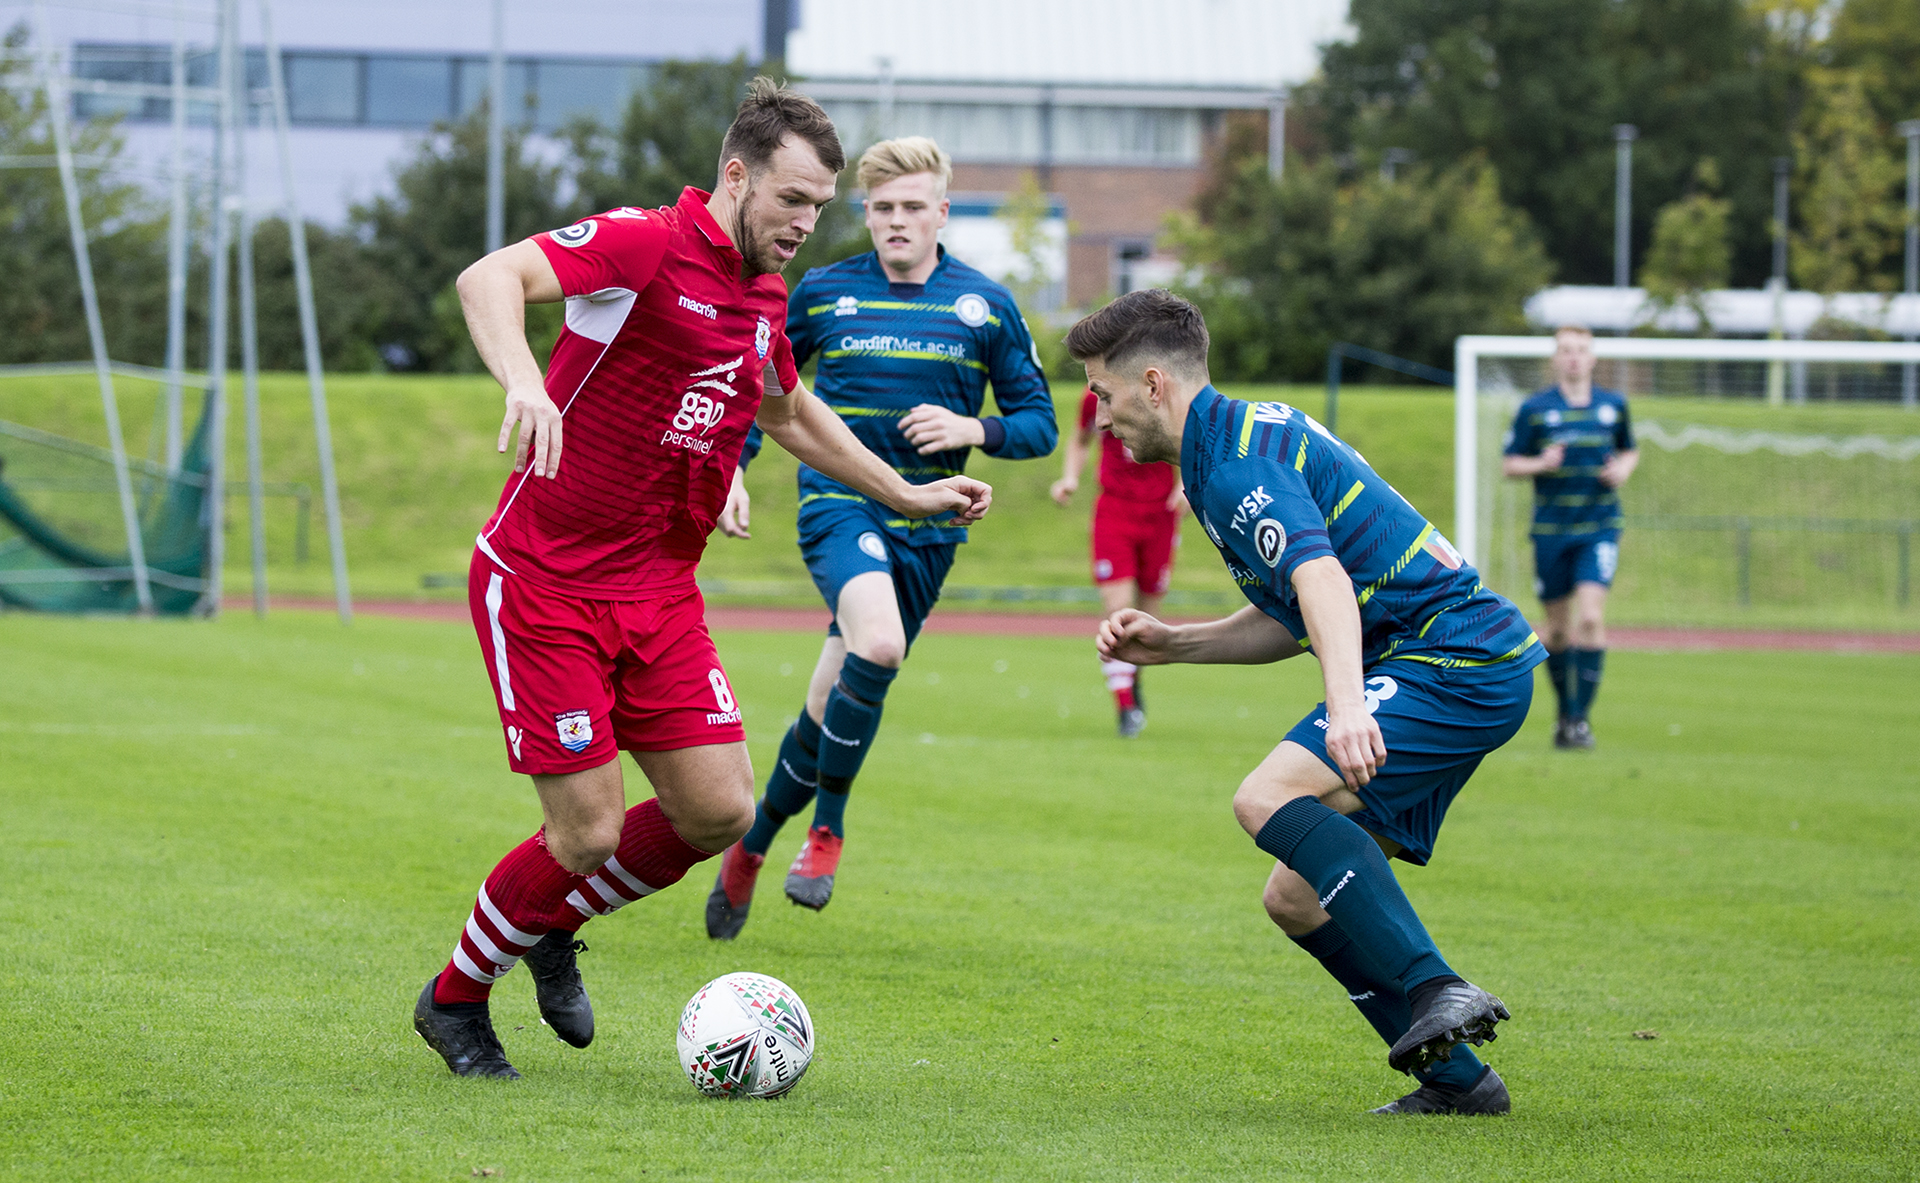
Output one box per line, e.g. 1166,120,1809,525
1290,920,1484,1092
744,712,822,855
566,797,716,923
1255,798,1455,992
1571,648,1605,720
813,652,897,834
1544,649,1571,720
435,829,587,1005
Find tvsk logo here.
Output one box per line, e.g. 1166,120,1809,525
661,357,743,455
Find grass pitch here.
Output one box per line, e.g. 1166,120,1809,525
3,612,1916,1179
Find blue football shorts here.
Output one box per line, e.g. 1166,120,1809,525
1283,660,1535,865
797,500,957,650
1532,533,1619,602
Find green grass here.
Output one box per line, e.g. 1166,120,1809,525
2,611,1916,1179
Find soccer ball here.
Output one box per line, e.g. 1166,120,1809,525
676,972,814,1098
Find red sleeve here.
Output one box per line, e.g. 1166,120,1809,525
771,329,799,394
533,207,670,298
1079,388,1097,430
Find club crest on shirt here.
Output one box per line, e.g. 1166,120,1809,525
550,221,597,248
1425,531,1464,570
953,293,989,327
554,710,593,752
1597,403,1618,426
755,316,772,359
1254,518,1286,567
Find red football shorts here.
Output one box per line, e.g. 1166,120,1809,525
1091,495,1180,597
467,549,746,775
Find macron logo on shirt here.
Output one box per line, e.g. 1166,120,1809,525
678,294,717,320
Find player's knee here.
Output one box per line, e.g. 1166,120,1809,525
1233,776,1297,835
550,820,621,874
850,634,905,670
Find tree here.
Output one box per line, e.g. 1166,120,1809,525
1826,0,1920,132
0,24,169,367
1169,144,1550,382
1791,68,1903,299
245,218,401,372
349,102,568,371
1314,0,1794,288
1639,159,1732,331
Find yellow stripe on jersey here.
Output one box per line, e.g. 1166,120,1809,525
821,348,990,372
798,492,869,508
830,406,905,418
1358,523,1435,606
1327,480,1365,526
1294,433,1308,471
1236,404,1257,458
805,299,1002,327
1387,632,1541,669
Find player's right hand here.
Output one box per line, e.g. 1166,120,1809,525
501,383,563,478
717,468,751,539
899,475,992,525
1537,443,1566,472
1098,608,1174,665
1049,475,1077,506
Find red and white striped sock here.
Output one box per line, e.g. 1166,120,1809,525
1103,659,1139,711
434,830,587,1006
564,797,716,922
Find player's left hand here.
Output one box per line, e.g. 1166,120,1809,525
1598,455,1630,488
716,468,751,539
1166,485,1190,515
897,475,992,525
899,404,987,454
1322,706,1388,790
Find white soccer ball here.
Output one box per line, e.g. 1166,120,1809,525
676,972,814,1098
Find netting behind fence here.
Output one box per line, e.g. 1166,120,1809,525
1474,355,1918,632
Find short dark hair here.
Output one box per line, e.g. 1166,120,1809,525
718,77,846,179
1064,288,1210,376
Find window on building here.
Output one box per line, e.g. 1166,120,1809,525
285,54,360,124
532,60,645,132
821,98,1204,166
364,55,452,127
452,58,536,124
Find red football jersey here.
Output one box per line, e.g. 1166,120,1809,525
478,188,799,599
1079,389,1175,504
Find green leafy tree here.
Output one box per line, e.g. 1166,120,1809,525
1790,68,1903,298
1168,138,1550,382
1826,0,1920,131
0,25,169,366
245,217,402,372
1314,0,1793,288
1639,159,1733,331
349,102,568,371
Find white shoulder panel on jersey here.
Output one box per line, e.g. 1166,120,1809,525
564,287,638,345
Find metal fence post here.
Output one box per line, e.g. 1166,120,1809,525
1736,517,1752,607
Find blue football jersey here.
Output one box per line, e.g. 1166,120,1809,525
1182,388,1542,672
740,247,1058,547
1503,386,1635,538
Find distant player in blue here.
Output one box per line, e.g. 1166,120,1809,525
1076,291,1540,1116
1502,325,1638,749
706,136,1058,939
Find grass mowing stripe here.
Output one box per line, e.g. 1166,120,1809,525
0,613,1915,1179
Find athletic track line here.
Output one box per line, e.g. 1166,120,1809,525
246,598,1920,653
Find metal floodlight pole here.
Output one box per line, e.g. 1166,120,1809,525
485,0,504,254
1767,156,1791,407
1900,119,1919,409
163,0,189,472
202,0,236,617
876,55,893,141
35,0,154,613
261,0,352,624
234,24,267,618
1613,124,1637,289
1267,89,1287,182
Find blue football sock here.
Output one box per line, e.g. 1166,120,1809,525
1571,648,1605,720
812,652,897,836
1544,649,1571,720
1255,797,1455,992
743,711,821,856
1290,920,1485,1093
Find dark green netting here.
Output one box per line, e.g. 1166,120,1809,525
0,392,211,614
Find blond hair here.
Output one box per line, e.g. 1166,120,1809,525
1554,323,1594,339
856,136,952,197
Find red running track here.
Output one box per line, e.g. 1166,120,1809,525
249,598,1920,653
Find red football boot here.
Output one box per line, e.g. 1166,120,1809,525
704,841,765,941
784,826,843,911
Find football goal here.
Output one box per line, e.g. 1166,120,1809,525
1455,336,1920,633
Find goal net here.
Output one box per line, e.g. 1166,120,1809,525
1455,336,1920,633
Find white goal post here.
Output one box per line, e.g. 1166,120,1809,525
1452,335,1920,569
